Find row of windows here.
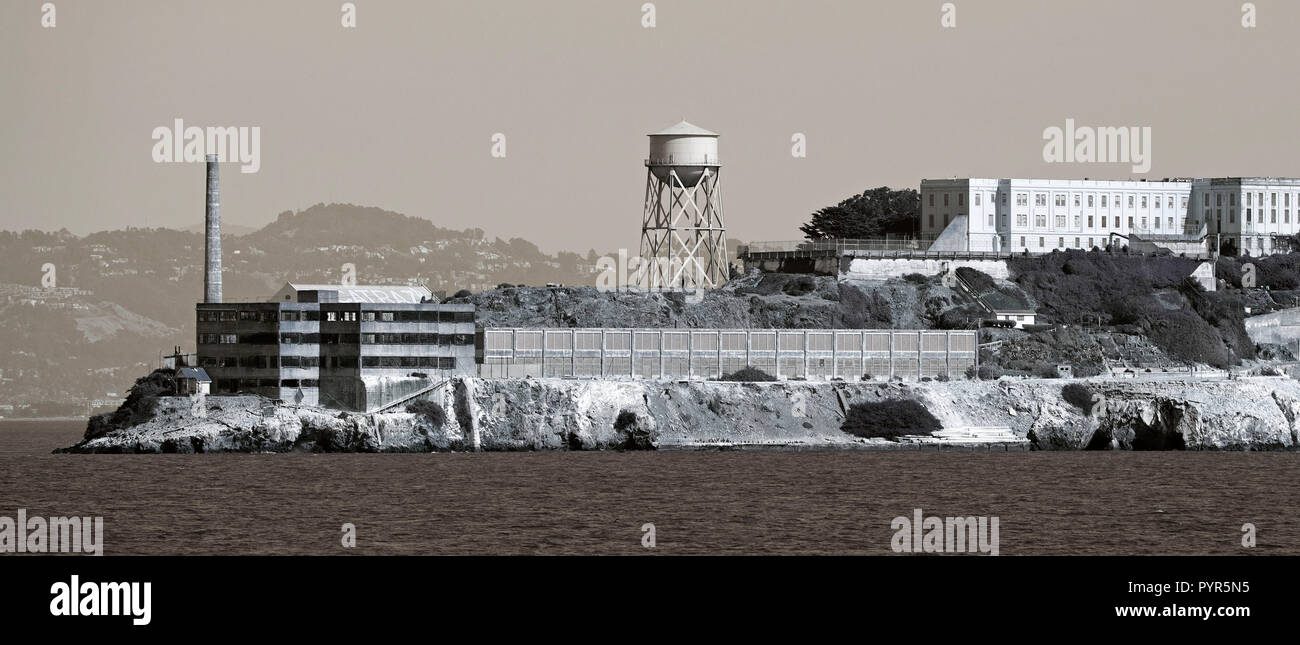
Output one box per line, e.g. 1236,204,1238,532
1209,208,1297,226
1011,236,1105,250
1209,192,1300,208
199,309,475,323
201,333,475,346
214,378,316,391
930,192,1190,211
202,355,459,370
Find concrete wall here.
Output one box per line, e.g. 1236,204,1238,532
480,327,978,382
1246,308,1300,345
842,257,1009,281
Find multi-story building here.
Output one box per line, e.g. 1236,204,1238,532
196,283,475,411
1195,178,1300,256
920,177,1300,256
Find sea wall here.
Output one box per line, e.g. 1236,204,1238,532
841,258,1010,281
61,376,1300,453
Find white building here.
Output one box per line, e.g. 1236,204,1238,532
920,177,1300,256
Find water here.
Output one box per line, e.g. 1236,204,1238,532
2,419,1298,555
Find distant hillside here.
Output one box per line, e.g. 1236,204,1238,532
0,203,613,412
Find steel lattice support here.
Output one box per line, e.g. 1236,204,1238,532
640,167,728,289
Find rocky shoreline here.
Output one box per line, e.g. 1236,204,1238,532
58,375,1300,453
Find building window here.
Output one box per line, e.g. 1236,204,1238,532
220,334,237,344
1247,192,1253,206
1101,195,1108,208
1100,216,1107,228
1088,237,1094,248
1039,237,1045,248
929,194,934,207
974,193,981,206
1017,214,1028,226
943,194,949,206
326,312,337,322
1230,193,1236,206
958,194,964,206
1016,193,1028,207
1035,214,1046,227
1087,195,1094,208
1128,195,1135,208
1035,194,1047,207
1055,215,1066,228
1019,236,1025,247
1128,216,1134,228
928,214,934,227
1001,192,1007,205
1073,194,1081,207
987,213,994,226
1181,196,1187,209
1058,237,1064,248
1055,194,1065,207
1167,217,1173,229
1140,196,1147,209
1074,237,1080,248
1272,209,1278,223
1087,215,1094,227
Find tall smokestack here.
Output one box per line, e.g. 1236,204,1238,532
204,153,222,303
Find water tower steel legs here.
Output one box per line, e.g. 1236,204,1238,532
640,168,728,289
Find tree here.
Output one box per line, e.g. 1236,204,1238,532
799,187,920,240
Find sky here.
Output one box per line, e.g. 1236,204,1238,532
2,0,1298,253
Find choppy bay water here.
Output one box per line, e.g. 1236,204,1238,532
2,419,1298,555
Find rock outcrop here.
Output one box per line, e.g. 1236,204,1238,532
59,376,1300,453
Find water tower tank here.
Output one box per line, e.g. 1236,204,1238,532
647,120,719,188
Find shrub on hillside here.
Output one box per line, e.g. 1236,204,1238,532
902,273,929,285
406,399,447,428
1147,309,1234,368
83,368,175,441
1061,383,1094,412
954,267,996,293
719,367,777,382
782,275,816,296
841,400,942,440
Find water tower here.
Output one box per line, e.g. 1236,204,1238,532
640,120,728,289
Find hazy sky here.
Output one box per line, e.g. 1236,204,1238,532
3,0,1298,253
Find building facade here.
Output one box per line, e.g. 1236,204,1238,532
196,283,475,411
920,177,1300,256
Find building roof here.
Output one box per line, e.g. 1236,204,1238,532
649,120,718,137
176,367,211,383
273,283,434,304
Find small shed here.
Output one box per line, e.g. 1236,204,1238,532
176,367,212,395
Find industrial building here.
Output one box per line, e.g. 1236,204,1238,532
920,177,1300,257
196,283,475,410
192,155,474,412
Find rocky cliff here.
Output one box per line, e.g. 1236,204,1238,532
60,376,1300,453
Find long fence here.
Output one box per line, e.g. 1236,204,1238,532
478,328,978,381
